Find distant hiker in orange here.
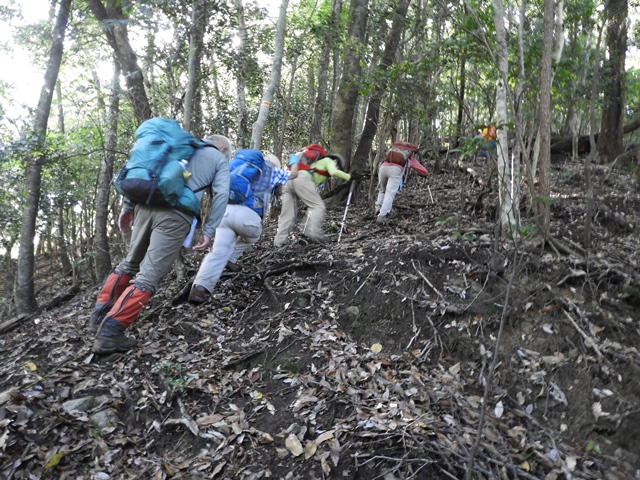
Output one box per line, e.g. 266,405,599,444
88,123,232,355
479,123,497,158
375,142,428,223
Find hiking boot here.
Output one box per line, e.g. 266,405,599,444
92,333,138,354
92,318,137,354
188,284,210,305
376,215,390,224
226,261,242,273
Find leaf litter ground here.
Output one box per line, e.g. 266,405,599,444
1,157,640,479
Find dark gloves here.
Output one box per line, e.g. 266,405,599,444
350,170,362,181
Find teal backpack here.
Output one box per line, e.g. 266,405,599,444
114,117,213,216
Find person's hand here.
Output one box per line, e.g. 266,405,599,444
350,170,362,181
118,211,134,232
192,235,211,253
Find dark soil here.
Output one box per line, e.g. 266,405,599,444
1,156,640,479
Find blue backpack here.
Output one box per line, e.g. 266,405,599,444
228,149,273,217
113,117,213,216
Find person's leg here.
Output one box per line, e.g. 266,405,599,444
191,208,237,298
93,208,190,354
228,205,263,263
274,181,297,247
375,170,388,213
131,208,191,294
92,284,150,353
378,166,401,218
89,205,152,334
88,269,133,332
115,205,154,279
295,175,326,241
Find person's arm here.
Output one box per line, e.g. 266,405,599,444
323,158,351,181
118,197,136,232
271,168,291,188
289,162,299,180
409,156,428,177
203,158,230,237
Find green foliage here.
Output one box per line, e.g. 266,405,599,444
151,360,193,390
452,231,474,241
586,440,601,454
435,216,457,228
512,224,534,238
532,196,553,207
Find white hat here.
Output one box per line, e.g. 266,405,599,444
264,154,281,168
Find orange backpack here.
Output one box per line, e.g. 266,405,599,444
385,142,418,167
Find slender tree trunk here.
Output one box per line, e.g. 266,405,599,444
250,0,288,149
535,0,555,242
351,0,410,174
87,0,152,124
596,0,627,162
492,0,518,239
55,81,73,275
94,60,121,280
55,81,65,133
531,0,564,179
57,199,73,276
330,0,369,167
184,0,207,136
310,40,330,144
276,54,298,159
585,21,604,250
234,0,249,148
454,52,466,149
15,0,71,314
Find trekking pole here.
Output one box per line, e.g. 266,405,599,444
427,183,434,204
338,180,357,243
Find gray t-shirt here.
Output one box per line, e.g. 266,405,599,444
122,144,230,239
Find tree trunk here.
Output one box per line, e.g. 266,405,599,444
535,0,555,242
184,0,207,136
453,51,467,150
94,60,121,281
55,81,73,275
276,54,298,159
492,0,519,239
87,0,152,124
310,43,330,144
234,0,249,148
596,0,627,162
330,0,369,167
250,0,288,149
351,0,410,174
15,0,71,314
585,21,604,250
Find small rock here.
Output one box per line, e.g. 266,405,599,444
342,306,360,321
89,408,118,429
62,397,95,413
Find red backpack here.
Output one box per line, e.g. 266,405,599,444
385,141,418,167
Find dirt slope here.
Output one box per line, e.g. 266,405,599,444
1,158,640,479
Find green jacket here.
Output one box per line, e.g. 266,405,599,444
308,157,351,185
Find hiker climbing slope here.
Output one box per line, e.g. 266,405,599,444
375,141,428,223
189,151,293,305
88,118,232,355
273,144,361,247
